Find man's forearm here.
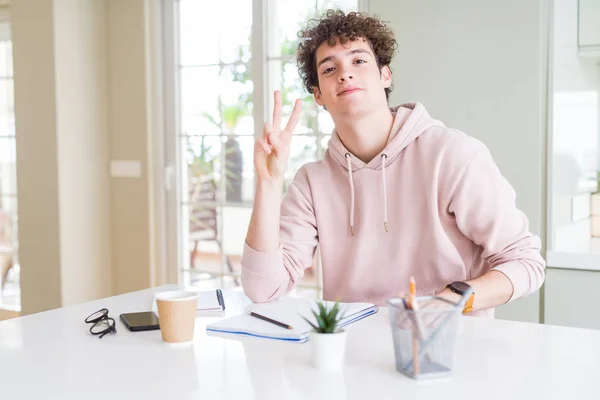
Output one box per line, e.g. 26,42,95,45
466,270,513,311
440,270,514,311
245,180,283,253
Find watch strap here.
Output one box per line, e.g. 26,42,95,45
445,281,475,314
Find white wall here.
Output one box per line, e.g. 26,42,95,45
369,0,550,323
12,0,113,313
107,0,159,295
12,0,63,313
53,0,112,306
12,0,164,314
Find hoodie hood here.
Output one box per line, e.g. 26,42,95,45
325,102,445,235
327,102,444,171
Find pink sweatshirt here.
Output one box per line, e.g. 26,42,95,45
241,103,545,316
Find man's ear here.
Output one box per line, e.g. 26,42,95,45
381,65,392,89
313,86,324,106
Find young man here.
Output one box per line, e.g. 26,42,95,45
241,10,545,316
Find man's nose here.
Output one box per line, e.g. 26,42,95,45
338,66,353,82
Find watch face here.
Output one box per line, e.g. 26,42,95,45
452,281,471,293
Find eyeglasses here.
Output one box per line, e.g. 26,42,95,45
85,308,117,339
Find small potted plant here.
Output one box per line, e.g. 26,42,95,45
303,301,347,371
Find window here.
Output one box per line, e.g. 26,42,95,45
553,91,598,194
0,6,19,312
164,0,360,298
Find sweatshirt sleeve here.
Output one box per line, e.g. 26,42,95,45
241,168,318,303
448,146,546,302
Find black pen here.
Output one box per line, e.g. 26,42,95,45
249,312,293,330
216,289,225,311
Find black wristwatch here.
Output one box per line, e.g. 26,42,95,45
446,281,475,313
446,281,472,296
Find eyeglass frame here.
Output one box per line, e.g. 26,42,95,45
84,308,117,339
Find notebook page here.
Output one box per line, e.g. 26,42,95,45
206,297,378,341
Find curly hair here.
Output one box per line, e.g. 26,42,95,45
297,10,398,100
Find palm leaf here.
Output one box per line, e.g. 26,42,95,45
312,310,326,331
317,302,327,316
302,316,321,333
303,301,345,334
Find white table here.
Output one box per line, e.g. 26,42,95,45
1,285,599,399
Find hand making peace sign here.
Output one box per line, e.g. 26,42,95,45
254,90,303,182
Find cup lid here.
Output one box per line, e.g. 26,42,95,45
155,290,198,302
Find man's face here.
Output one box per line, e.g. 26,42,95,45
313,37,392,119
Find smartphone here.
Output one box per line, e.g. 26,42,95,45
119,311,160,332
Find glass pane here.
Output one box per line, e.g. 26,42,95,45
187,204,221,267
0,79,15,137
179,0,251,66
184,136,222,205
266,59,283,107
0,195,17,250
0,39,12,77
295,97,318,135
223,135,254,204
318,109,334,135
317,0,358,13
178,1,220,66
553,91,599,193
279,61,318,135
182,271,241,291
273,0,359,60
218,3,252,64
0,195,18,308
185,203,243,289
274,0,318,59
282,62,304,111
286,136,317,184
222,206,251,272
0,138,16,196
180,66,221,135
221,65,253,135
320,134,331,157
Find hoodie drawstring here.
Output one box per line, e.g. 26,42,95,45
345,153,355,236
345,153,389,235
381,154,388,232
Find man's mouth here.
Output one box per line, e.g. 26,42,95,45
338,87,362,96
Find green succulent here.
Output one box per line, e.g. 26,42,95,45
303,301,345,334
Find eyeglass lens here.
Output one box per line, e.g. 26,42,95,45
85,308,108,324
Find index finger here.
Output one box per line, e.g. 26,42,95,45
284,99,303,133
272,90,282,131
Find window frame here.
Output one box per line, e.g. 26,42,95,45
0,4,20,311
162,0,368,295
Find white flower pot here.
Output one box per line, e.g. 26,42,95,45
310,330,347,371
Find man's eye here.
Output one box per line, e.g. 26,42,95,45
355,59,366,64
323,67,335,74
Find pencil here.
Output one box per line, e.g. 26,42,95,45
249,311,293,330
398,292,409,309
409,276,419,376
409,276,416,300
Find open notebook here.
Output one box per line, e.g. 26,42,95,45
206,297,378,343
